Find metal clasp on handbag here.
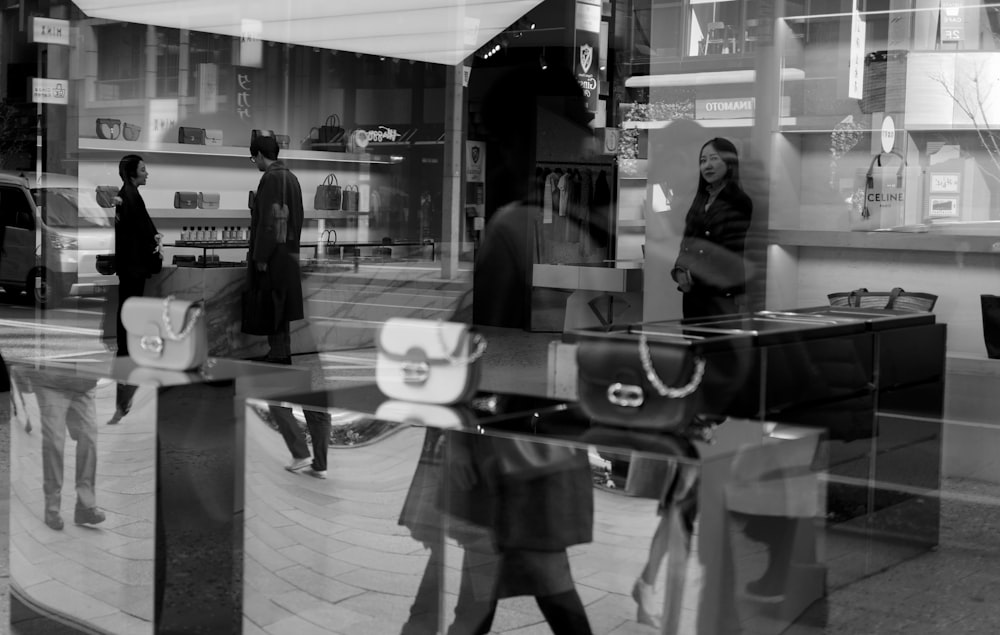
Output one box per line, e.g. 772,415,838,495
402,361,430,385
140,335,164,356
607,382,644,408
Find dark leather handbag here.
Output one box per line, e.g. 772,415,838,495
241,272,277,336
314,173,342,210
96,254,116,275
576,334,706,431
178,127,206,144
828,287,936,312
173,191,198,209
251,129,274,143
319,114,345,143
342,184,360,211
96,118,121,140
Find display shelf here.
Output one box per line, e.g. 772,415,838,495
768,228,1000,254
146,209,369,220
77,138,402,164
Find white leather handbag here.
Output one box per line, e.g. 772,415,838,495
375,318,486,405
121,296,208,371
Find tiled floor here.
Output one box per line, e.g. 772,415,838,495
2,330,1000,633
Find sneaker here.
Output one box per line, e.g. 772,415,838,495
285,457,311,472
632,577,662,628
74,507,106,526
45,512,64,531
306,468,327,480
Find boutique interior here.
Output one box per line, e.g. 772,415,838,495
1,0,999,633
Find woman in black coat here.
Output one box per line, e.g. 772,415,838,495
109,154,161,424
671,137,753,318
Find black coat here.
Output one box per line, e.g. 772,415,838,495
248,161,305,324
673,182,752,296
114,182,159,279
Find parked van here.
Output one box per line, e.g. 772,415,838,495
0,172,115,309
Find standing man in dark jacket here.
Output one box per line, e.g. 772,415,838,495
245,135,304,364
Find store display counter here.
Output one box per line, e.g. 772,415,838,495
242,385,825,635
7,357,310,635
148,266,315,358
565,306,946,588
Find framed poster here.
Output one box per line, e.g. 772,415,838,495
929,172,960,193
928,196,959,217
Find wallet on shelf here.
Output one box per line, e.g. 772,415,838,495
197,192,220,209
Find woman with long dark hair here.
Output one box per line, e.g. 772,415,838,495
108,154,161,425
670,137,753,318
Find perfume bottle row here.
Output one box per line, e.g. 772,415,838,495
181,226,249,242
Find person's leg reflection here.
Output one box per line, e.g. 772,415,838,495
303,409,331,479
65,390,104,525
269,405,311,472
40,390,68,531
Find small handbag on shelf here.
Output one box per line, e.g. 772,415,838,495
375,317,487,405
828,287,937,312
174,191,198,209
197,192,220,209
319,114,345,144
342,185,360,211
96,118,121,140
121,295,208,371
96,254,116,275
178,127,206,144
314,173,342,210
123,123,142,142
204,129,224,146
576,333,706,432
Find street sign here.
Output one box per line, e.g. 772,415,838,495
29,17,70,46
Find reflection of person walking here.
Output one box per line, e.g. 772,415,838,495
270,406,331,479
244,135,304,364
31,373,106,530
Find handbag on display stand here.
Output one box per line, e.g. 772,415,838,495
96,118,121,140
121,295,208,371
342,185,360,211
375,317,487,405
981,295,1000,359
314,173,342,211
123,123,142,142
197,192,220,210
178,127,207,144
576,332,706,432
174,192,198,209
319,114,345,144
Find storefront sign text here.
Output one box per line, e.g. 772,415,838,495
29,17,70,46
31,78,68,105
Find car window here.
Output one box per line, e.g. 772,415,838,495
34,187,113,229
0,185,34,230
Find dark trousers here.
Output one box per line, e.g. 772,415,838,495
115,275,145,414
267,321,291,360
270,406,331,471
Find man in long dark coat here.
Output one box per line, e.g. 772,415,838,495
246,135,304,364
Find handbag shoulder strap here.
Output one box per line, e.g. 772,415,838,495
885,287,904,309
326,114,340,126
849,288,868,307
323,173,339,186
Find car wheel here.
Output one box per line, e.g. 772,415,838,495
26,269,62,310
